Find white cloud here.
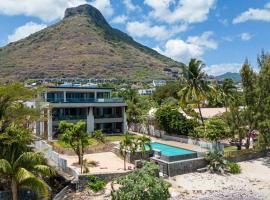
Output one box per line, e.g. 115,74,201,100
126,21,188,41
155,31,217,63
205,63,242,76
240,32,252,41
0,0,88,22
91,0,113,17
123,0,140,11
233,3,270,24
8,22,47,43
187,31,217,49
144,0,216,24
127,21,170,40
111,15,128,24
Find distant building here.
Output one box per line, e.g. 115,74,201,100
35,85,127,140
138,89,155,96
194,107,227,119
152,80,167,87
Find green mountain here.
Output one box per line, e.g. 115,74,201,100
0,4,183,83
216,72,241,82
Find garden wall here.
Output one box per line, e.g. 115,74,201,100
150,157,208,177
129,123,223,151
225,149,269,163
33,139,78,177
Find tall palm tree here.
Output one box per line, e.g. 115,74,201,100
220,78,237,112
136,135,152,160
119,132,136,170
0,152,54,200
178,58,212,125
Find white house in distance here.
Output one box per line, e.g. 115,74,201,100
152,80,167,87
35,85,127,140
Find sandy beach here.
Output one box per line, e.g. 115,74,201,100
168,157,270,200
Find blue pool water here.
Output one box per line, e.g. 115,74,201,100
148,142,194,156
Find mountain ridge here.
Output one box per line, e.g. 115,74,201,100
0,4,183,83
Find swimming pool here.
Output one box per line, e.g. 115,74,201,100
148,142,195,156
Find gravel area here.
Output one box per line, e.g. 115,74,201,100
169,157,270,200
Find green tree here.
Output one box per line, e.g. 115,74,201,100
155,105,195,136
240,61,258,149
0,125,54,200
136,135,152,160
0,152,54,200
219,78,237,111
196,117,229,150
153,81,182,105
59,121,91,166
111,162,170,200
0,83,38,132
178,59,212,125
119,132,136,170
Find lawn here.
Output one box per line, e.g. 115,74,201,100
224,146,238,153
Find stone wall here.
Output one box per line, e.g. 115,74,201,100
151,157,208,177
226,150,268,163
0,189,38,200
77,171,130,189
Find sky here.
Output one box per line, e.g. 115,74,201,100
0,0,270,76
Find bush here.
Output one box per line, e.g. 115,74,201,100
228,162,241,174
87,175,106,192
155,105,195,136
111,162,170,200
205,151,228,174
93,130,105,143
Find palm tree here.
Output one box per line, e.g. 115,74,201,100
178,59,212,125
119,132,136,170
136,135,152,160
0,152,54,200
220,78,236,112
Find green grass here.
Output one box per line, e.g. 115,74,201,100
224,146,238,153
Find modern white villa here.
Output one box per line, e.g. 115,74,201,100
35,85,127,140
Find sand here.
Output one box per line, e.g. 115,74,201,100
168,157,270,200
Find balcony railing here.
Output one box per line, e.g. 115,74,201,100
52,115,87,121
46,97,124,103
94,114,123,119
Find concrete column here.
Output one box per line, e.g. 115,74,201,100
87,107,95,134
122,107,127,133
48,109,53,141
63,91,66,102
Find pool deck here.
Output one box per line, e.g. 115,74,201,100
130,131,208,153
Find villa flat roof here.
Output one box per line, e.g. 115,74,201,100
47,86,113,90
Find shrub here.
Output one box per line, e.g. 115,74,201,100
228,162,241,174
155,105,195,136
93,130,105,143
205,151,228,174
111,162,170,200
87,175,106,192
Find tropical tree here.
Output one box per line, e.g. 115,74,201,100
136,135,152,160
59,121,91,166
178,59,212,125
0,83,38,132
119,132,136,170
219,78,237,111
0,152,54,200
0,124,54,200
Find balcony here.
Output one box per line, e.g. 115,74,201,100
46,97,124,103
